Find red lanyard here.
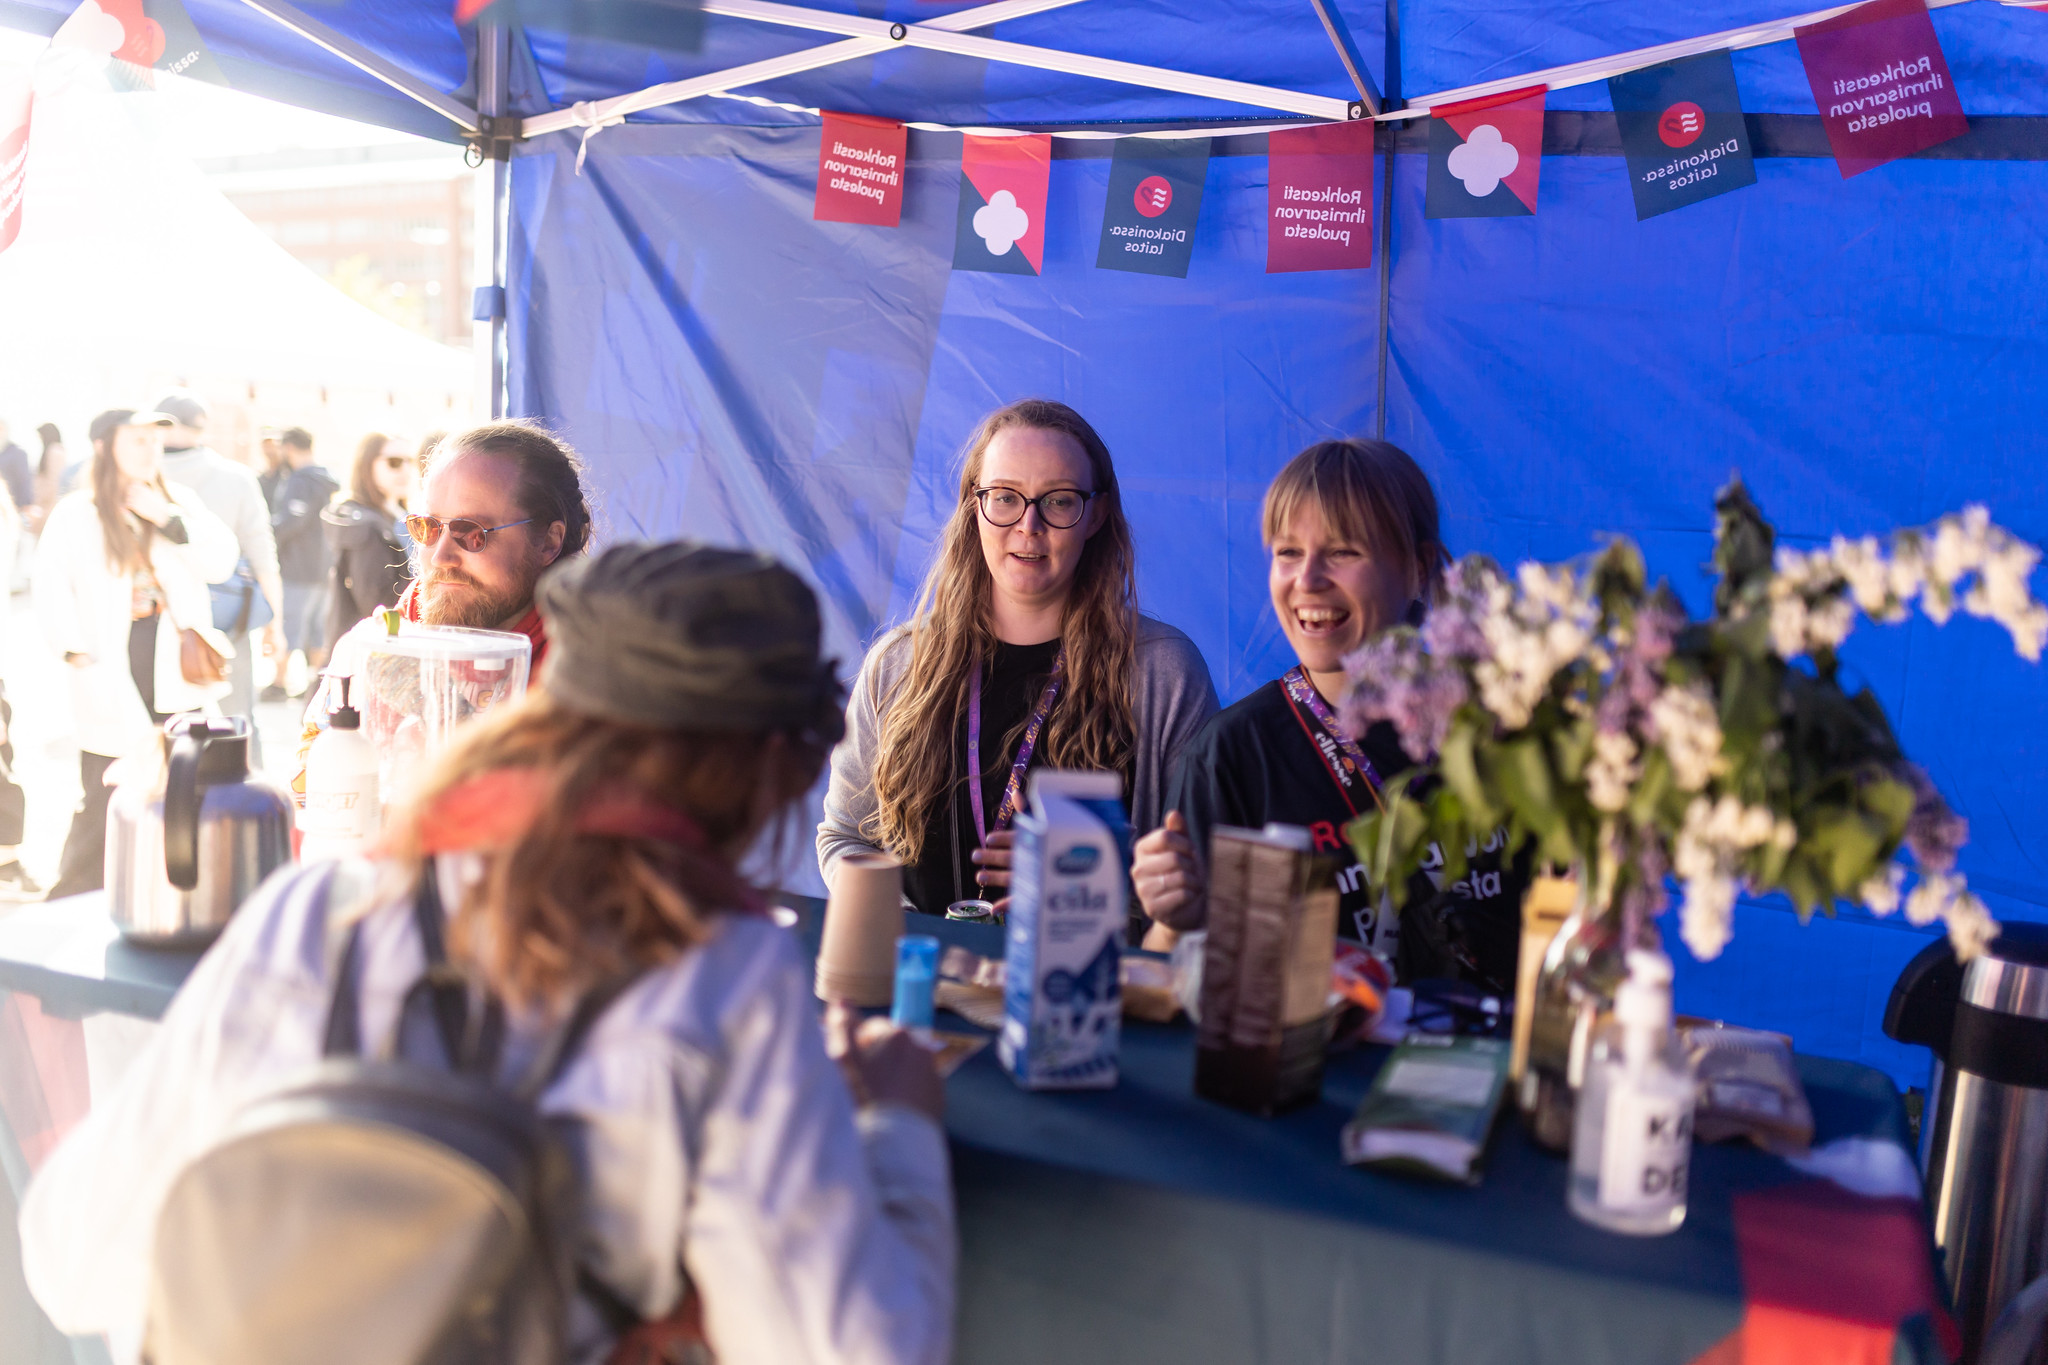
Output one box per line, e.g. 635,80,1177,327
967,646,1064,845
1280,665,1384,818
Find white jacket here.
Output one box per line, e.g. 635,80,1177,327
20,860,957,1365
31,486,239,758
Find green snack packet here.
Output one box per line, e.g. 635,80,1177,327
1341,1034,1512,1185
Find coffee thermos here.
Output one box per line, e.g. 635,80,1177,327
107,716,295,944
1885,923,2048,1363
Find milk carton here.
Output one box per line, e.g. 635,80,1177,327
999,770,1128,1090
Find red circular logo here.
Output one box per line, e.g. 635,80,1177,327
1658,101,1706,148
1133,175,1173,218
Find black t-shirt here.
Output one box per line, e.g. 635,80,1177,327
1164,678,1526,990
905,639,1062,918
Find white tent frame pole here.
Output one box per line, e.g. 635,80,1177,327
230,0,481,132
524,0,1089,136
523,0,1352,137
1385,0,1976,118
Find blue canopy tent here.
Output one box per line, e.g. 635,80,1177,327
6,0,2042,1084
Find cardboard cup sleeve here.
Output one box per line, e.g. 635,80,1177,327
817,851,905,1007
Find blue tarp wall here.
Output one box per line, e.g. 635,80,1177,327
5,0,2042,1084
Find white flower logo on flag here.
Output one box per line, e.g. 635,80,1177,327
1446,123,1519,198
972,189,1029,256
52,0,127,58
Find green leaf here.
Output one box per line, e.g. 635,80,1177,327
1439,719,1497,826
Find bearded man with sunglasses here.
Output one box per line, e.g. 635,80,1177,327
395,421,593,666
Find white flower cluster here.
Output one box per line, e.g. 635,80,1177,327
1863,862,1999,959
1471,563,1596,730
1769,506,2047,662
1673,796,1796,961
1646,683,1726,792
1585,731,1639,813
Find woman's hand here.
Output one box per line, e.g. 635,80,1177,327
1133,810,1204,928
826,1004,944,1122
969,828,1013,892
123,483,174,528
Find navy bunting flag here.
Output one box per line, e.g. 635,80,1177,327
1608,50,1757,220
1096,137,1209,278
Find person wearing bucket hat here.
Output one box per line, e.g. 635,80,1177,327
536,540,847,746
23,540,955,1365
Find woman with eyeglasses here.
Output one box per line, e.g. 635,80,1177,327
323,432,418,650
818,399,1218,921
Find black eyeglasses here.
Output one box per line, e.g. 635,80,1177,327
404,514,532,553
974,486,1097,530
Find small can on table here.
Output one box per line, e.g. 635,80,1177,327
946,899,1001,925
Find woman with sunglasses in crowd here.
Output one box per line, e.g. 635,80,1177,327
1132,439,1526,992
323,432,418,649
819,398,1217,921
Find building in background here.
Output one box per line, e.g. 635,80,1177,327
202,141,474,348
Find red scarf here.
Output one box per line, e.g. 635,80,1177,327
411,769,764,913
397,580,550,670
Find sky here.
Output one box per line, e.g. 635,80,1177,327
0,22,443,159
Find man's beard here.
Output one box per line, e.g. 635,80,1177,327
416,564,536,629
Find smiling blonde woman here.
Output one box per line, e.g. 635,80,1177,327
1131,438,1525,991
817,399,1217,921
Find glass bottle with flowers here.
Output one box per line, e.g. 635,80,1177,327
1340,480,2044,1148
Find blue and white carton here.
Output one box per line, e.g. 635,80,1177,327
1000,770,1129,1090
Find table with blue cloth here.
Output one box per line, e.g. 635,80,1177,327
0,895,1950,1365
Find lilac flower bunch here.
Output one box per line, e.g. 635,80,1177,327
1341,480,2041,963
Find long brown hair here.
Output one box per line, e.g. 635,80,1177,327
868,399,1137,862
349,432,396,510
387,693,827,1008
90,435,169,573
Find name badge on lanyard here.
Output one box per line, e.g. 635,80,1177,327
968,646,1065,845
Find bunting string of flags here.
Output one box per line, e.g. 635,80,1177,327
0,0,2024,260
795,0,2005,277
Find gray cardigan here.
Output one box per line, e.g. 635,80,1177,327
816,616,1219,887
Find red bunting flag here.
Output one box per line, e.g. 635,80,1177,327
0,80,26,255
953,133,1050,275
1425,85,1545,218
815,111,907,227
1795,0,1966,178
1266,121,1374,273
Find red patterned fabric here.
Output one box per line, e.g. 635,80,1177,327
1689,1178,1958,1365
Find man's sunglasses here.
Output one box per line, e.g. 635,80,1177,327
404,514,532,553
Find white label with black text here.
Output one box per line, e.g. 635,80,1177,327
1598,1089,1693,1213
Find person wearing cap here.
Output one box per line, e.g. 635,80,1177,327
154,389,285,730
32,409,240,900
22,541,955,1365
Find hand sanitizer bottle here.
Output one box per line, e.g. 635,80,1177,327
1568,948,1695,1235
299,676,381,862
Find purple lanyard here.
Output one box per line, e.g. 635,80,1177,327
1280,665,1382,810
968,646,1065,846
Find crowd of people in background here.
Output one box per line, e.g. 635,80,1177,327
0,392,438,902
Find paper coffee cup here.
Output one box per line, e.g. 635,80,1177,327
817,851,905,1007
